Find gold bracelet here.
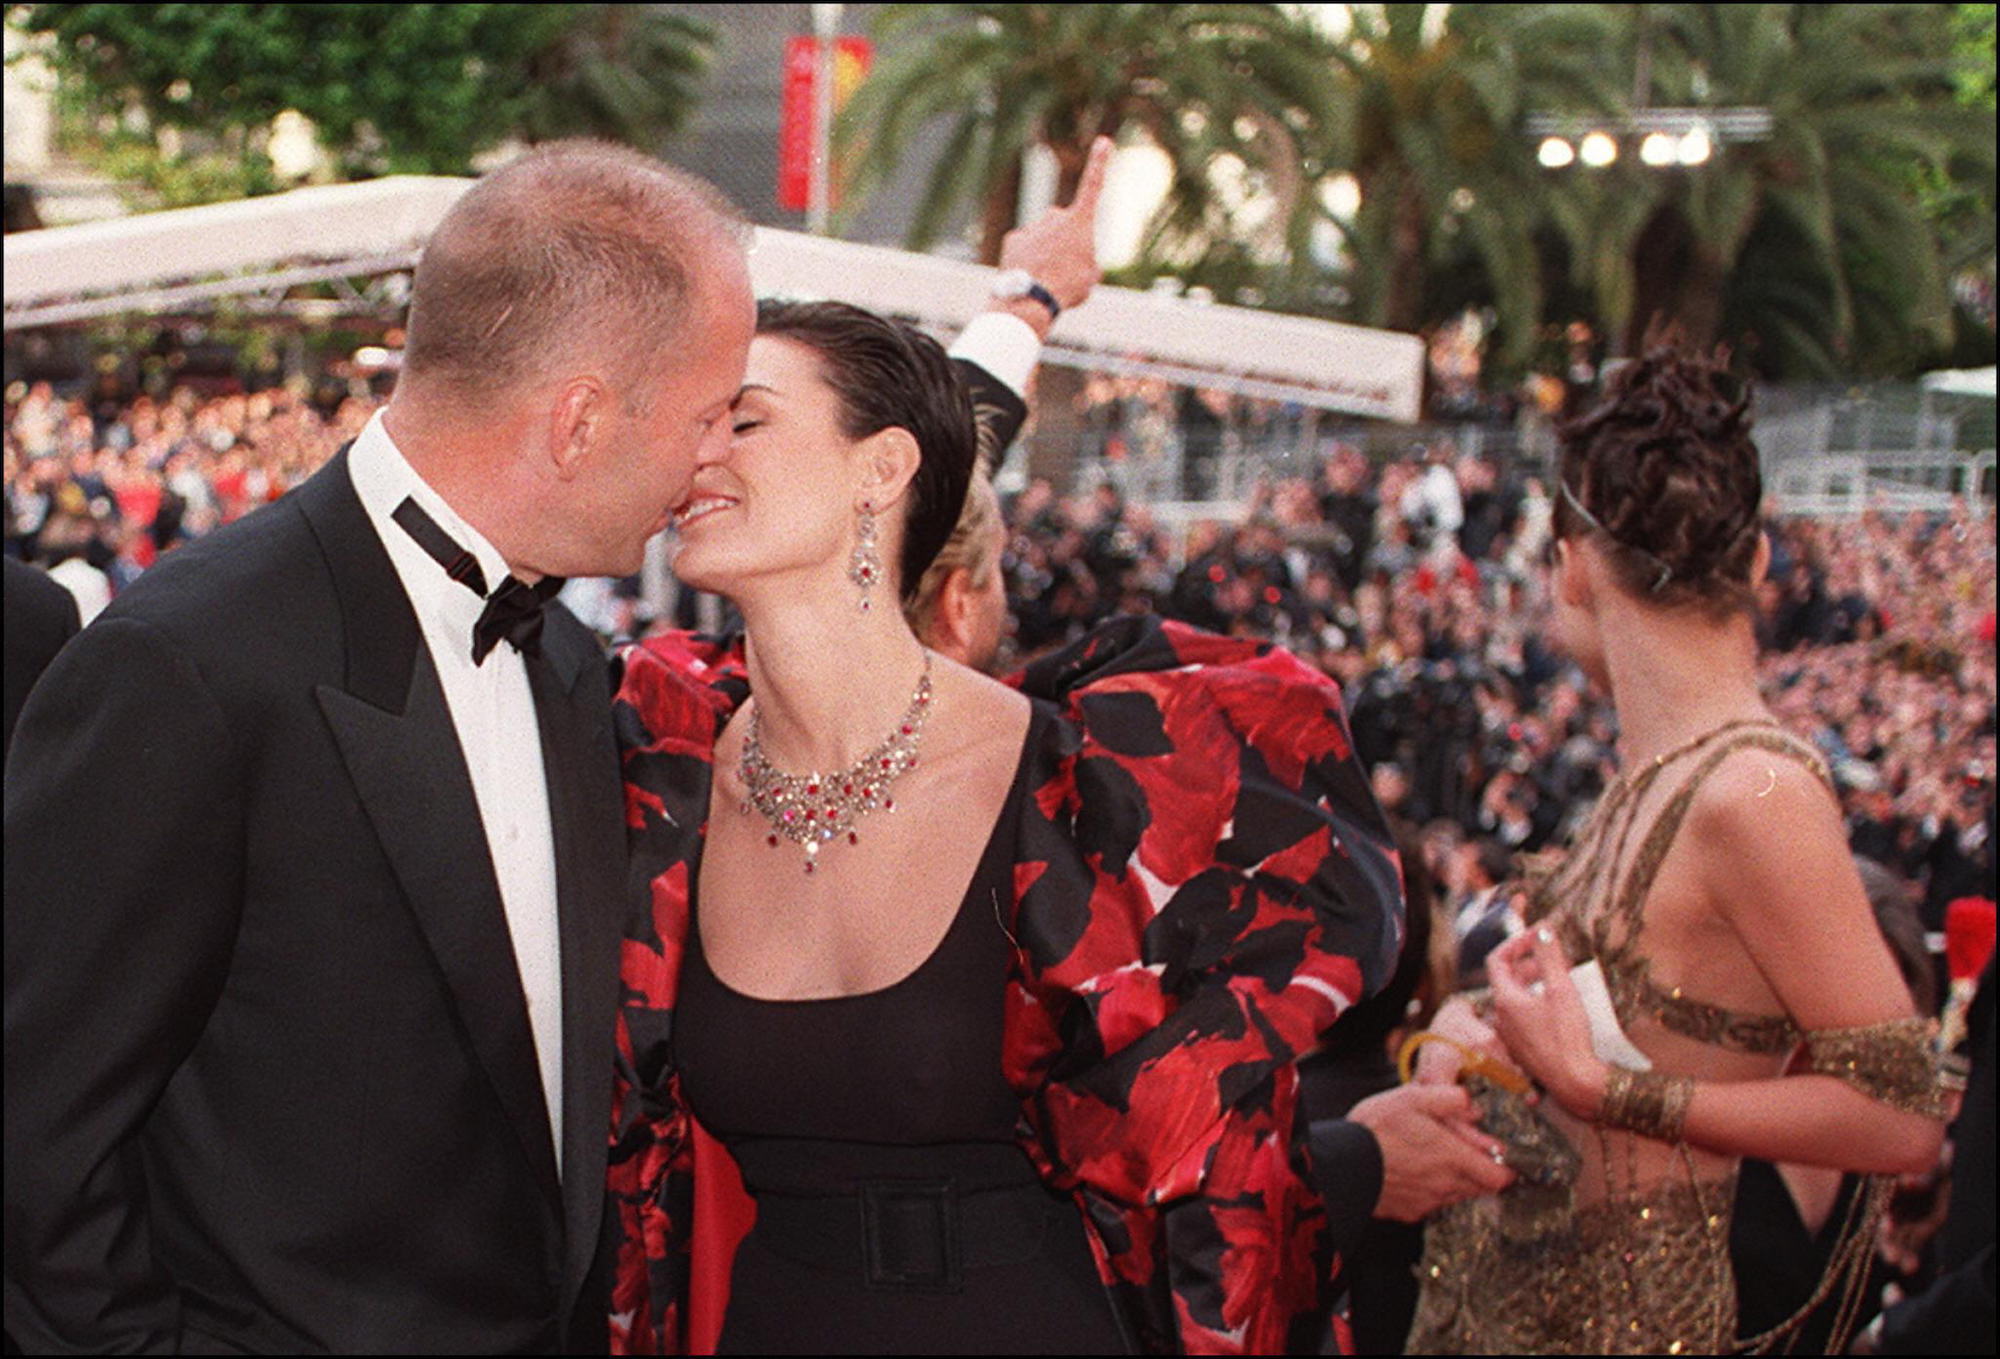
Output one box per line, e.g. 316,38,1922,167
1598,1066,1694,1143
1803,1017,1950,1120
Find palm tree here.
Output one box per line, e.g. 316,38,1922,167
516,6,716,150
1315,3,1621,366
836,3,1342,264
1575,3,1991,376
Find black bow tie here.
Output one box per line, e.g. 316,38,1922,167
392,497,565,664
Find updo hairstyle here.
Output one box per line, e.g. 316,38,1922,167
754,299,976,604
1554,337,1763,612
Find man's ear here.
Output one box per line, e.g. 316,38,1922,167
930,566,976,654
548,376,609,480
855,426,921,511
1749,530,1772,591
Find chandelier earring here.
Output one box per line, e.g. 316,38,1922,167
848,499,883,612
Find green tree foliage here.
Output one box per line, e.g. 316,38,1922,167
9,3,714,183
837,3,1343,264
1952,2,1996,108
1925,3,1997,274
1612,4,1990,377
834,2,1989,382
516,7,716,149
1319,3,1620,366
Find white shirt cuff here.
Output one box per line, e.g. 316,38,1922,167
947,312,1041,401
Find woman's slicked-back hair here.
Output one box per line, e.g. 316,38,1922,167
754,299,976,603
1554,331,1763,612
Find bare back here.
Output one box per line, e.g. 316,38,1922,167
1412,722,1914,1353
1533,727,1838,1199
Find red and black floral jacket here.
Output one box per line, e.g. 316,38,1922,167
607,615,1404,1354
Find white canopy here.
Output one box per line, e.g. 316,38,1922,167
4,175,1424,421
1920,367,1997,400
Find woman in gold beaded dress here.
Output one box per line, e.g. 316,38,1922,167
1406,342,1949,1355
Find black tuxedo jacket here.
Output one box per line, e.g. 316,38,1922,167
4,452,626,1354
3,555,80,761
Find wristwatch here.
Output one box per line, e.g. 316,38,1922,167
991,268,1061,322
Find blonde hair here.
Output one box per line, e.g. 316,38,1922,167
906,471,1002,638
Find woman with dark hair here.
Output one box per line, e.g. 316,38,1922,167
602,280,1406,1348
1406,341,1949,1354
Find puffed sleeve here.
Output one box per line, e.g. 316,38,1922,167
1005,615,1403,1354
606,633,746,1356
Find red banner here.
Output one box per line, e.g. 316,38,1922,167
777,35,873,212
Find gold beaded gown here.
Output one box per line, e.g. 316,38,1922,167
1406,723,1945,1355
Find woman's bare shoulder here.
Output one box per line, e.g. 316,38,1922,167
1684,739,1839,848
1682,740,1868,937
927,656,1033,763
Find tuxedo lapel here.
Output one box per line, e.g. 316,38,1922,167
297,456,563,1220
527,612,626,1314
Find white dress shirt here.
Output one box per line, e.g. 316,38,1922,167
347,411,565,1173
948,311,1042,396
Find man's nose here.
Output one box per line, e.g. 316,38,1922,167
693,417,733,465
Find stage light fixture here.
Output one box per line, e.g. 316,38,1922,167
1639,131,1678,166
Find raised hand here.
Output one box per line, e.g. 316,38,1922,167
994,135,1114,332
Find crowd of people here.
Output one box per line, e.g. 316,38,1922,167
4,134,1993,1357
997,439,1996,942
7,371,1994,939
4,380,375,618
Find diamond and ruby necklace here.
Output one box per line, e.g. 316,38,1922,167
739,650,933,873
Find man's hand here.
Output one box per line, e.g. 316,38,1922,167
1876,1163,1951,1276
1348,1083,1515,1223
992,135,1113,336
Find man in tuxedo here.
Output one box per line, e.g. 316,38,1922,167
3,554,80,761
4,141,754,1353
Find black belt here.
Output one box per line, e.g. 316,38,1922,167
750,1178,1061,1292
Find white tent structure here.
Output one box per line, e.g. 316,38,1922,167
4,175,1424,422
1920,366,1997,400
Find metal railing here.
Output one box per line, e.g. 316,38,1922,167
1037,378,1995,526
1767,449,1996,518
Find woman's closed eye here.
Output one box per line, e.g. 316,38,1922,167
730,417,764,436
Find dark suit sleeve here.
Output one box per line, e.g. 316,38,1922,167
4,617,245,1353
3,557,82,760
1876,1244,1996,1354
953,358,1030,476
1306,1117,1385,1262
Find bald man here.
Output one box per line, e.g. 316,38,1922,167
5,141,754,1354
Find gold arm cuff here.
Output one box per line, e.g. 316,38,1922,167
1597,1066,1694,1143
1803,1017,1950,1120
